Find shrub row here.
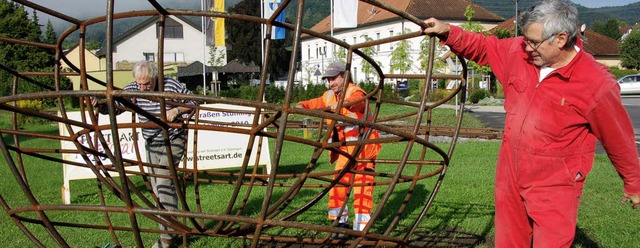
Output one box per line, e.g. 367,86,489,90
219,82,398,104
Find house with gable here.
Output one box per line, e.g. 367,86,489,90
61,45,102,72
60,45,126,91
96,15,214,70
301,0,504,86
64,15,225,91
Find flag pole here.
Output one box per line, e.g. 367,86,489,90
202,0,207,95
330,0,334,59
331,0,334,37
261,0,265,68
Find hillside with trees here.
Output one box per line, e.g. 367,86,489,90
471,0,640,26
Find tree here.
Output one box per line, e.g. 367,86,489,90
86,41,102,50
28,9,42,42
334,46,346,63
208,46,226,68
621,30,640,70
389,29,413,74
359,34,380,82
43,20,57,45
226,0,260,67
226,0,291,80
592,18,625,40
0,2,67,102
303,63,317,85
459,5,483,33
418,36,446,73
493,27,513,39
459,5,491,78
0,1,45,96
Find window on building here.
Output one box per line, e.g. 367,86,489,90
157,18,183,39
352,36,357,44
307,45,311,59
321,42,327,57
376,32,380,51
163,52,185,63
144,52,155,62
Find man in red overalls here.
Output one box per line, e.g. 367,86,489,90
296,62,381,236
423,0,640,247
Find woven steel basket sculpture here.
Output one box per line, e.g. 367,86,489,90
0,0,468,247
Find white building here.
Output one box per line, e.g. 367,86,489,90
96,15,225,71
301,0,503,86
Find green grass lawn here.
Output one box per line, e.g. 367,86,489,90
1,107,639,247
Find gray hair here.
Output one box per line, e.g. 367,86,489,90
518,0,578,48
132,61,158,79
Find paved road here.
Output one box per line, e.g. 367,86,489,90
465,96,640,155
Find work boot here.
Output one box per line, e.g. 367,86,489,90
152,237,179,248
329,222,351,240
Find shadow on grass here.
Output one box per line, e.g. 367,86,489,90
247,187,496,247
400,200,495,247
573,227,600,248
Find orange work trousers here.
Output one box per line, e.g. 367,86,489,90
328,144,377,217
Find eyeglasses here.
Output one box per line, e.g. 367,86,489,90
523,35,555,51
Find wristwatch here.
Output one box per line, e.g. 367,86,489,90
176,108,182,115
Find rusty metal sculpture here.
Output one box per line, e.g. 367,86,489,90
0,0,469,247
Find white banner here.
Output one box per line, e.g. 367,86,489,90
59,104,271,204
185,104,271,170
334,0,358,28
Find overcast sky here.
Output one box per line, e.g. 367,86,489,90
25,0,639,24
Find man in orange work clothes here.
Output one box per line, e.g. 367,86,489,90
296,62,381,235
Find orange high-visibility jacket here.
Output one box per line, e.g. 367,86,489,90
298,83,381,158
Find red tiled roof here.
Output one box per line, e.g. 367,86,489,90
308,0,504,34
488,17,620,55
582,29,620,55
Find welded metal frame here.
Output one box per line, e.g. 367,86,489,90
0,0,469,247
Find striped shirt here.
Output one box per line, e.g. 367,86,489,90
117,77,198,142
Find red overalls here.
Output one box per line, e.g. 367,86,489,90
297,83,381,231
443,25,640,247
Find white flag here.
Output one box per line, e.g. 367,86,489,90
334,0,358,28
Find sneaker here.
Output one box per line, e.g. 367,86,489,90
329,222,351,240
152,237,179,248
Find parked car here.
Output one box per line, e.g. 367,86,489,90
617,74,640,95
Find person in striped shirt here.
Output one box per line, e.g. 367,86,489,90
94,60,198,248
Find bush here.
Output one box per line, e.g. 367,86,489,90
357,82,397,101
494,82,505,99
219,82,397,105
411,89,458,104
609,67,638,79
14,99,46,125
468,89,489,104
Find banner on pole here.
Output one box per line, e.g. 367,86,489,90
334,0,358,28
213,0,226,46
262,0,286,39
